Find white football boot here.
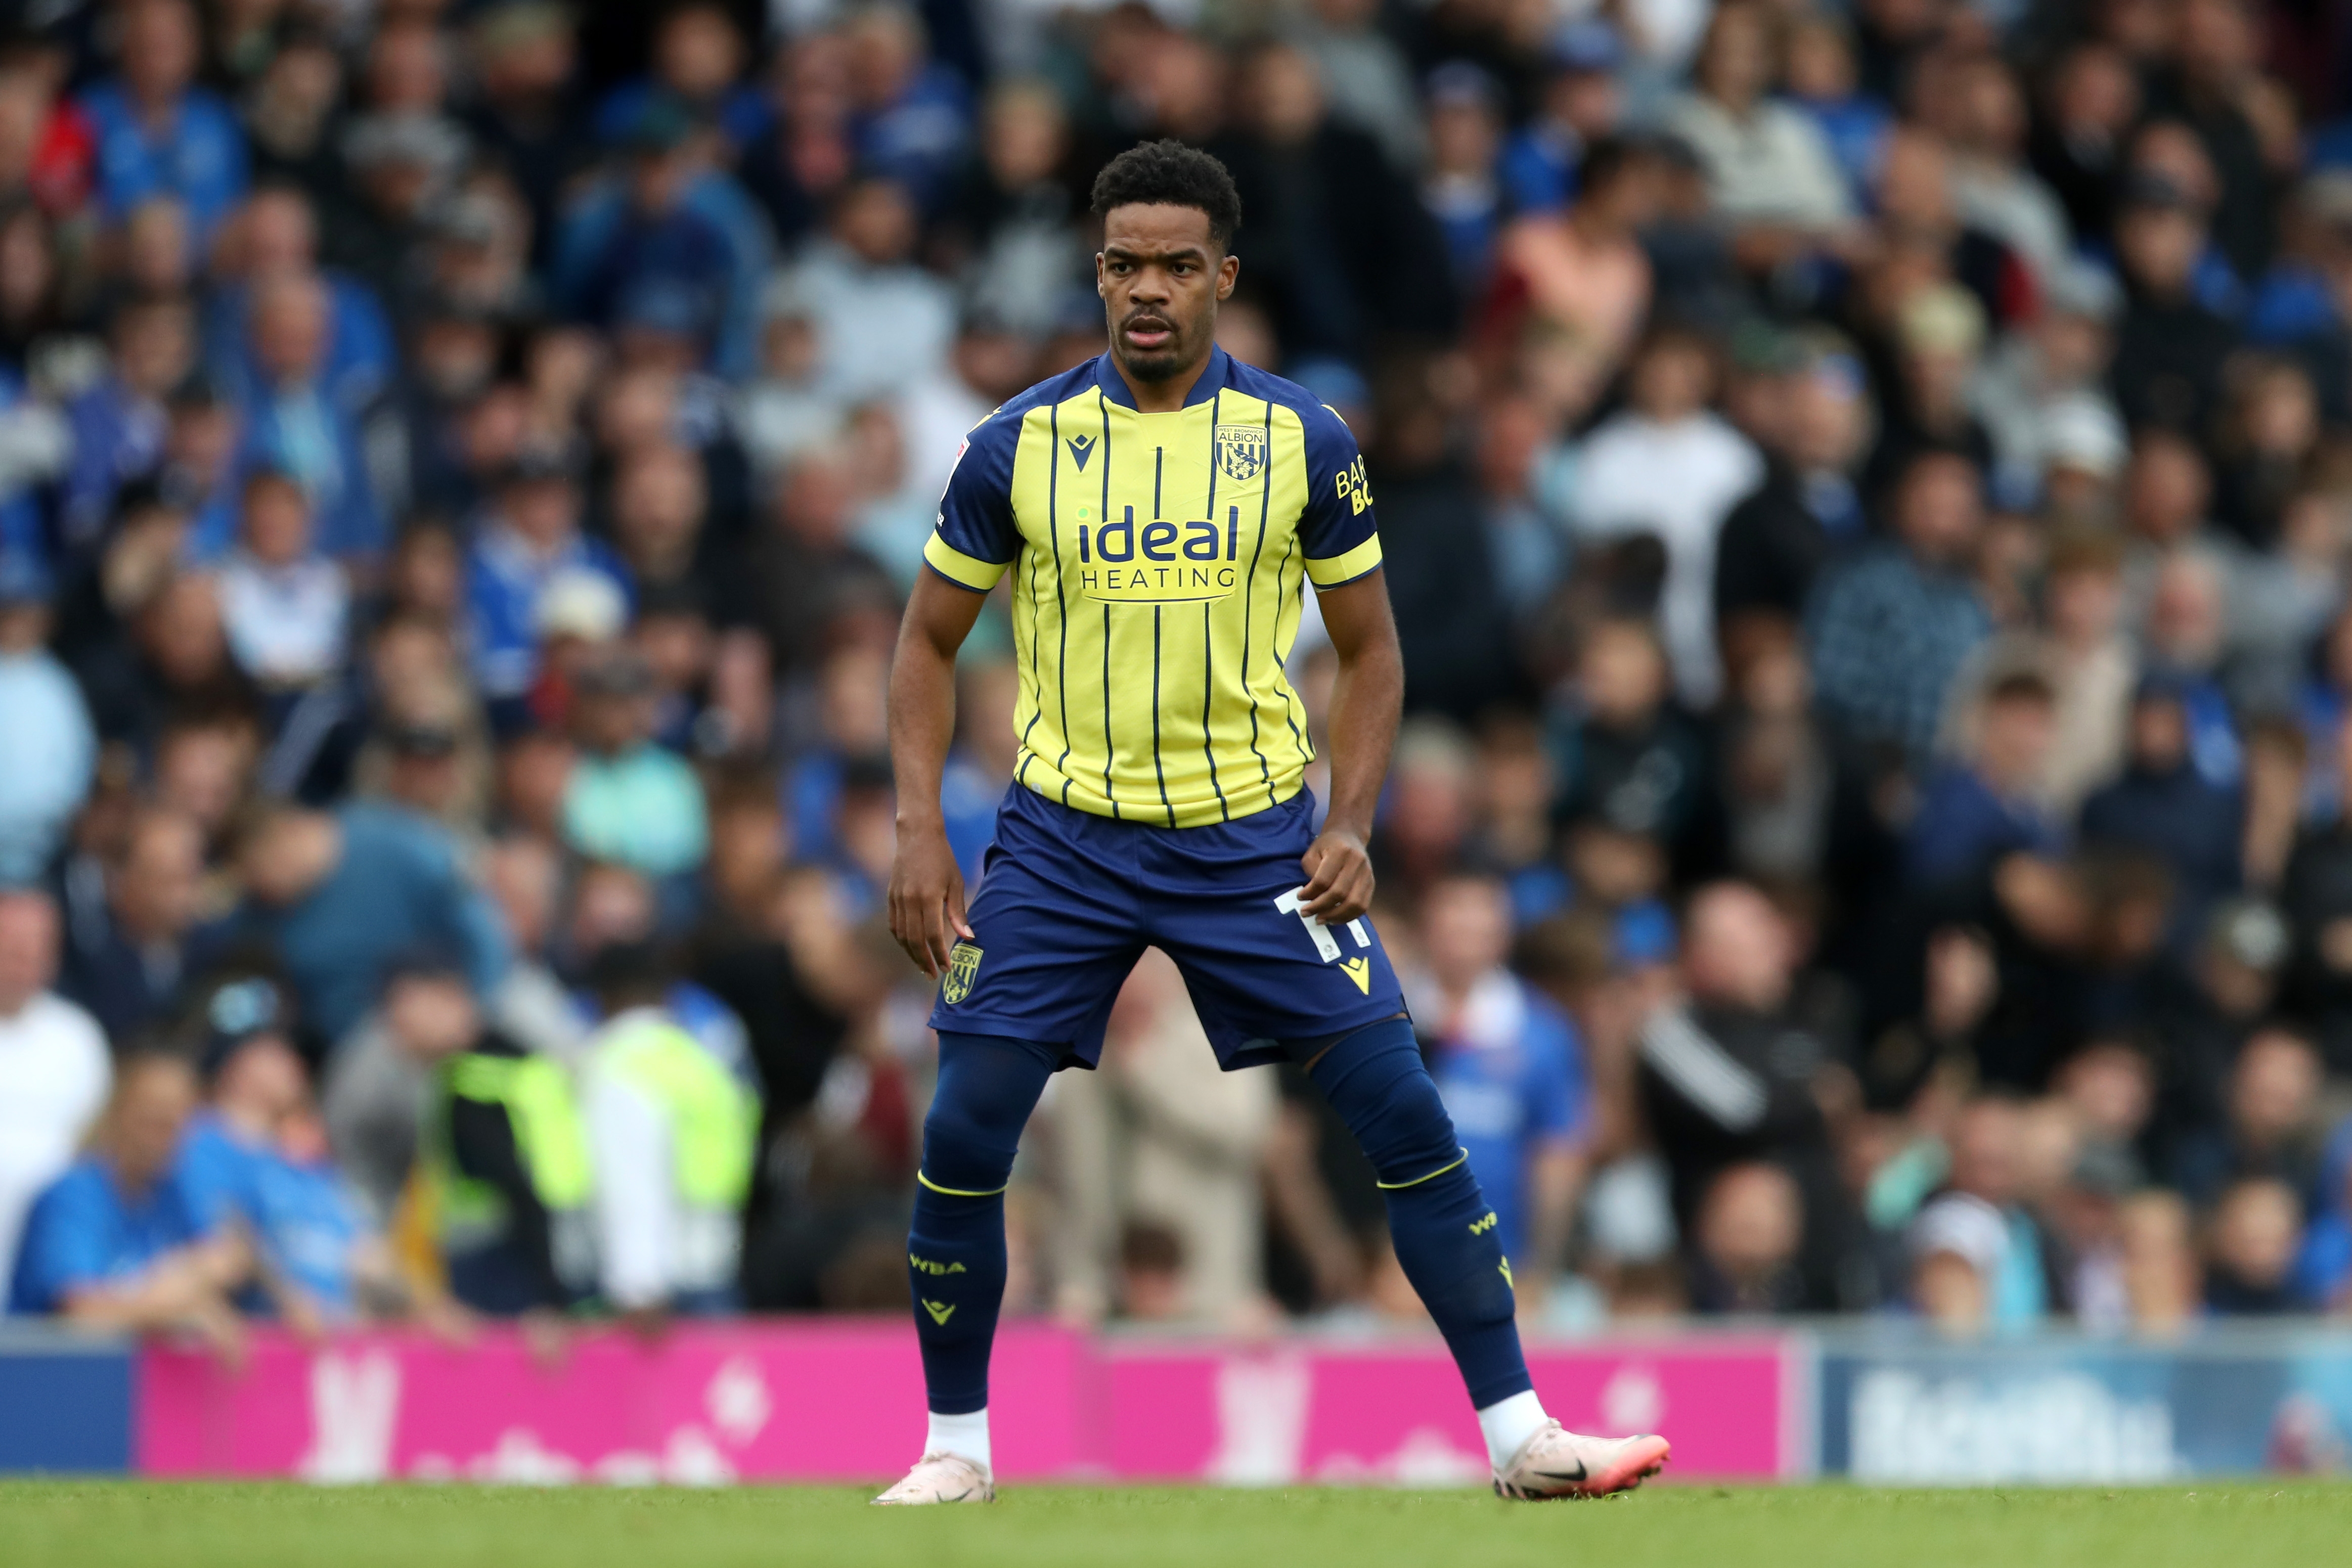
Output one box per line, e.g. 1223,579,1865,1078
872,1452,996,1505
1491,1421,1670,1500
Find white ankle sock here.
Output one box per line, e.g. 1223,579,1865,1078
926,1408,992,1471
1475,1390,1550,1470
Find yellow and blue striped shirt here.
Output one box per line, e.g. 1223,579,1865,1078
924,348,1382,828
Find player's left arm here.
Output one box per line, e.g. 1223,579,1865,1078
1301,569,1400,924
1296,402,1399,926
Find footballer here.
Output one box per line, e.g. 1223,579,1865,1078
878,140,1668,1504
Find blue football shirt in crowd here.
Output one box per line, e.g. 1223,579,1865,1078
175,1111,264,1232
176,1112,366,1315
230,803,512,1041
1427,974,1589,1262
77,80,250,244
7,1157,206,1315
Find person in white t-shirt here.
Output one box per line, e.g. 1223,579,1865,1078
1568,326,1763,706
216,467,350,689
0,889,112,1298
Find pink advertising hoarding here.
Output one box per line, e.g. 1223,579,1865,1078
138,1323,1797,1484
1102,1335,1798,1483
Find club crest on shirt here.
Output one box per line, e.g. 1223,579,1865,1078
942,942,984,1004
1214,423,1266,482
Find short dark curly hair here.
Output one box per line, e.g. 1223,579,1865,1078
1089,140,1243,252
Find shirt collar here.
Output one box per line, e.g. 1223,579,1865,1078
1093,345,1231,412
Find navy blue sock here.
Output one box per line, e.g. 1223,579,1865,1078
907,1031,1058,1415
1302,1017,1533,1409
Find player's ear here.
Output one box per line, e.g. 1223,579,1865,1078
1216,253,1238,300
1094,251,1108,297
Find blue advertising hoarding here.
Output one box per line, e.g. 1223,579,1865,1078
0,1326,134,1473
1815,1328,2352,1481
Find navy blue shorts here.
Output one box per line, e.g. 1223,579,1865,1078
929,783,1408,1069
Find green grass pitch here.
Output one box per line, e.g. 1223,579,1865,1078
4,1480,2348,1568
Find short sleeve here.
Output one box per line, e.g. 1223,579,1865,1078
922,408,1024,593
12,1176,112,1312
1295,401,1382,588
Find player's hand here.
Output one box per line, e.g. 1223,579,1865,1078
1299,827,1374,925
889,824,972,976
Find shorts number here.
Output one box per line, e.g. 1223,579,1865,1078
1274,888,1371,963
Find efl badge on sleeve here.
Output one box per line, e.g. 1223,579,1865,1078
1215,423,1266,483
941,943,984,1005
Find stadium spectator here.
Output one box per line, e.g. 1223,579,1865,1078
1213,40,1458,364
1689,1161,1807,1315
176,977,385,1326
580,944,758,1321
1417,874,1588,1303
0,889,111,1298
7,1048,250,1353
229,799,509,1045
559,647,708,882
1665,4,1852,252
2109,171,2240,435
1909,1097,2054,1332
1569,325,1762,706
1713,333,1871,633
1905,669,2062,889
2170,1025,2330,1208
238,273,383,561
771,176,954,405
2078,674,2246,941
1419,66,1504,295
1549,618,1712,874
215,470,351,692
57,807,216,1044
1638,882,1858,1311
61,294,196,550
1496,23,1624,218
1807,449,1993,770
2204,1176,2304,1314
463,451,628,715
2016,528,2135,816
203,185,397,420
394,951,587,1317
0,557,94,884
549,98,748,379
78,0,248,246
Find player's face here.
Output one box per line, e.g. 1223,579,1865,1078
1096,203,1238,385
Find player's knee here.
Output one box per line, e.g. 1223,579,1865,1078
1307,1019,1461,1185
919,1032,1055,1193
1361,1072,1465,1187
917,1103,1020,1195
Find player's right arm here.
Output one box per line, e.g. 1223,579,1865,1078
887,411,1022,977
887,570,988,976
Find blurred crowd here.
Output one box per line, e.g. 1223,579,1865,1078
4,0,2352,1349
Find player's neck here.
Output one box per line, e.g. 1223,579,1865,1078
1108,346,1214,414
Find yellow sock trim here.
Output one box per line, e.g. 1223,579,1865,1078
917,1171,1009,1198
1375,1149,1469,1190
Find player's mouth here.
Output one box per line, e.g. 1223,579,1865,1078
1121,315,1176,351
